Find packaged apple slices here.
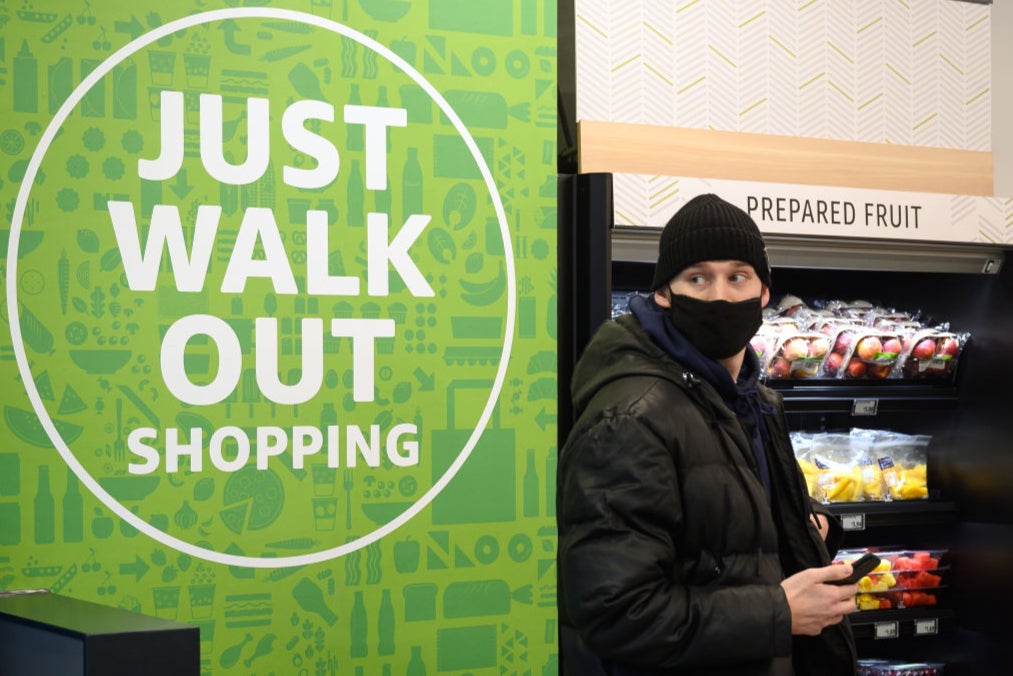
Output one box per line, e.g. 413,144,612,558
898,328,968,380
823,328,905,379
762,332,831,379
750,319,795,366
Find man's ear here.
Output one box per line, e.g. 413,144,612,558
654,287,671,308
761,285,771,308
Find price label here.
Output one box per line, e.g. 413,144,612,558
852,399,879,416
841,513,865,531
874,621,899,640
914,618,939,636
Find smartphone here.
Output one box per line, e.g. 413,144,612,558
827,552,881,585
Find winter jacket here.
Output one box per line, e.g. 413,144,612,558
557,313,857,676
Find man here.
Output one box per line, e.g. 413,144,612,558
557,194,859,675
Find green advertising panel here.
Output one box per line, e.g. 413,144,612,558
0,1,558,674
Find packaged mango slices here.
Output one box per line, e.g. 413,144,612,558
791,429,931,503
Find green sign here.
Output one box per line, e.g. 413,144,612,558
1,1,558,673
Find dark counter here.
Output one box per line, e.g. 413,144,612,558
0,591,198,676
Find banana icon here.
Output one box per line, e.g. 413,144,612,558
459,260,506,306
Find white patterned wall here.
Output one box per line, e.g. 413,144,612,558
574,0,991,151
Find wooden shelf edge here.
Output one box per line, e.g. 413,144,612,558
577,120,994,196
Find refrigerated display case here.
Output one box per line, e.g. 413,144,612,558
558,172,1013,673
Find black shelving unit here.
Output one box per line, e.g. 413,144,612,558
848,607,956,641
828,499,958,531
559,173,1013,673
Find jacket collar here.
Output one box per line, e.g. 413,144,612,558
628,293,762,404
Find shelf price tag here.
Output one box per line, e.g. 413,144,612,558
914,618,939,636
852,399,879,416
873,621,899,640
841,513,865,531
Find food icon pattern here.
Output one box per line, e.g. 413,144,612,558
0,1,558,674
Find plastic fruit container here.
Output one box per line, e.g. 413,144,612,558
824,328,905,380
899,329,966,380
763,332,831,379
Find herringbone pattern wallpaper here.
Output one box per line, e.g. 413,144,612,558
575,0,990,151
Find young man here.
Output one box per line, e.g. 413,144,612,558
557,194,859,675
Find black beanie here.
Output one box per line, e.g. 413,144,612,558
651,193,772,290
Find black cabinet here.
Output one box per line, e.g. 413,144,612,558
0,591,199,676
558,173,1013,672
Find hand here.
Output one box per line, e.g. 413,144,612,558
810,512,830,541
780,564,859,636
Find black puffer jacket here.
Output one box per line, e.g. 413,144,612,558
558,314,856,676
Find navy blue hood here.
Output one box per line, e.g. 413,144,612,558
629,293,773,499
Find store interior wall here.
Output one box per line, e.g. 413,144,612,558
992,1,1012,195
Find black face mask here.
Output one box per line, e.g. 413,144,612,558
667,292,763,360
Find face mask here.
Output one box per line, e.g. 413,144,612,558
667,292,763,360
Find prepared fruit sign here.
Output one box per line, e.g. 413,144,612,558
613,174,1011,245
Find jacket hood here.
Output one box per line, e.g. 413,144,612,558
570,313,682,415
571,296,766,417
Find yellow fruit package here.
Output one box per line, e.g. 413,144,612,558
808,433,861,504
873,432,931,501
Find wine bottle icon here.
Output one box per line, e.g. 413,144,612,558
62,469,83,543
350,589,367,657
377,588,395,655
406,645,427,676
34,465,54,544
523,449,539,517
292,576,337,627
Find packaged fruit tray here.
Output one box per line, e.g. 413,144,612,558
858,660,945,676
823,327,904,380
794,429,930,503
755,294,970,384
837,549,948,611
761,332,831,379
898,329,964,380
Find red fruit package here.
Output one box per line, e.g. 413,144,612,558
897,328,969,380
823,328,904,380
763,332,832,379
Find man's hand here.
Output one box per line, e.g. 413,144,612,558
781,564,859,636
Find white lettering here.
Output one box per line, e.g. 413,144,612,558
123,424,420,473
161,315,242,405
255,317,324,405
282,100,340,189
256,426,288,469
387,423,419,466
221,207,298,294
138,90,184,180
367,212,434,297
200,94,271,185
292,425,323,469
127,427,160,474
306,209,359,295
343,105,407,190
209,426,250,472
166,427,203,472
108,201,220,292
331,318,395,402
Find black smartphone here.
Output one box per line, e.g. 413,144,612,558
827,552,881,585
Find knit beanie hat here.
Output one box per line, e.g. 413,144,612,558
651,193,772,290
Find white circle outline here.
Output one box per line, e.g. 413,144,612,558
6,7,515,568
